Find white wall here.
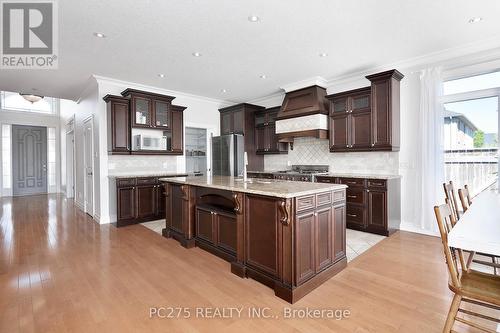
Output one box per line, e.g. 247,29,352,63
95,76,229,223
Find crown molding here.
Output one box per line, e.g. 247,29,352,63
75,76,98,104
280,76,328,93
92,75,236,107
323,36,500,89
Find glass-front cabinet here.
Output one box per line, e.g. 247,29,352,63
133,96,152,127
154,100,170,128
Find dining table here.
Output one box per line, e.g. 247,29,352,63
448,189,500,257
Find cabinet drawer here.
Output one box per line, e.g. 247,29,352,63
315,176,336,184
346,204,365,224
339,178,365,187
116,178,136,187
316,192,332,207
333,190,346,202
346,187,365,204
296,195,315,212
137,177,158,185
367,179,387,189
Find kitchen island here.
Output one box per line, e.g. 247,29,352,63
159,176,347,303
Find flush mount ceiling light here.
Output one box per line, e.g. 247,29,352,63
192,52,202,57
319,52,328,57
221,89,227,93
259,74,267,79
158,73,165,78
248,15,260,22
19,93,44,103
468,17,483,24
93,32,106,38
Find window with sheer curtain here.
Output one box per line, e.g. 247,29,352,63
442,70,500,196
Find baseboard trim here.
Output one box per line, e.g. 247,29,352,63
399,221,439,237
75,199,85,211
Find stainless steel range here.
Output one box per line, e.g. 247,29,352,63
273,165,329,182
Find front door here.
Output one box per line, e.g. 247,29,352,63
84,119,94,216
12,125,47,196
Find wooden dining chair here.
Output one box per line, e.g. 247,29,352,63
458,185,499,275
458,185,472,212
443,181,461,221
434,201,500,333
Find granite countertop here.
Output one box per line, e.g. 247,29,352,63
109,172,189,179
247,170,400,180
323,173,401,180
159,176,346,198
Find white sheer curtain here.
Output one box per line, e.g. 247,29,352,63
416,67,445,233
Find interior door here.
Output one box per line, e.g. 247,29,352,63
84,119,94,216
12,125,47,196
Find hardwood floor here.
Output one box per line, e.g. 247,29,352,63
0,195,497,332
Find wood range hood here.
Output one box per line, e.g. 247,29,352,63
275,85,330,144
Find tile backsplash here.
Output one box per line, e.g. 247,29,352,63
108,155,183,176
264,137,399,175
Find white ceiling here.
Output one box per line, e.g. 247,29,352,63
1,0,500,102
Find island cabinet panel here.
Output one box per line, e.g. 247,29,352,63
216,212,237,253
195,207,215,243
296,211,316,285
316,206,333,271
294,194,340,286
333,204,346,262
163,183,195,247
244,195,279,277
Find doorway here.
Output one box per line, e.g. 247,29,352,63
185,127,208,175
12,125,47,196
83,117,94,216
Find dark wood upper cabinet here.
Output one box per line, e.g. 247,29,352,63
255,106,288,155
170,105,186,154
153,99,171,129
326,69,403,152
219,103,265,171
104,88,186,155
329,114,349,150
327,87,371,152
104,95,130,154
366,70,404,151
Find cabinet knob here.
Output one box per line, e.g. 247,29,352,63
371,143,375,147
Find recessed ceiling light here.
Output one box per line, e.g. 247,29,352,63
248,15,260,22
468,17,483,24
221,89,227,93
319,52,328,57
192,52,202,57
158,74,165,78
259,74,267,79
93,32,106,38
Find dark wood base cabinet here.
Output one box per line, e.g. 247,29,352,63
115,175,185,227
161,182,347,303
316,176,401,236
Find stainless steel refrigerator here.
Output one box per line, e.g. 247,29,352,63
211,134,244,177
